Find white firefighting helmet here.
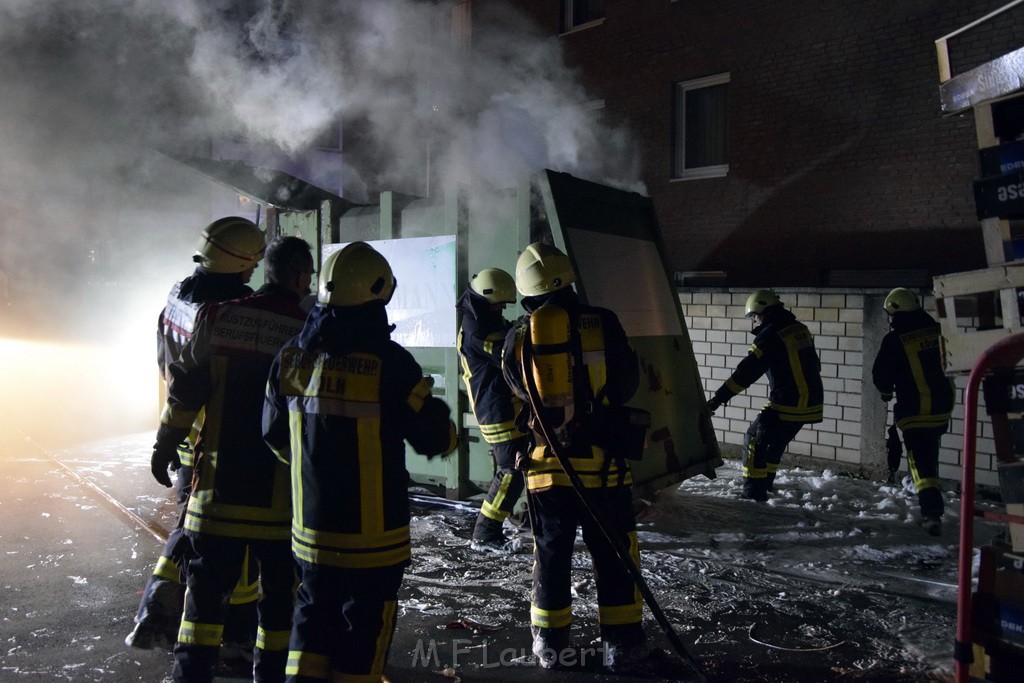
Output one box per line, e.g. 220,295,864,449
193,217,265,274
470,268,516,304
515,242,575,297
318,241,396,306
884,287,920,314
745,289,781,318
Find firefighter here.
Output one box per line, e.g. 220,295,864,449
128,216,266,651
154,235,312,682
871,288,954,537
705,289,824,501
262,241,458,683
500,242,648,673
457,267,530,552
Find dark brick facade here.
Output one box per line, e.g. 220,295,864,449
509,0,1024,286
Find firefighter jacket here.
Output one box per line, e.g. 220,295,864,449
502,288,639,493
456,289,526,446
872,308,954,431
262,302,458,570
160,283,307,541
157,269,252,468
712,305,824,423
157,268,253,379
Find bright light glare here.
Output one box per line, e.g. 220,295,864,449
0,332,159,457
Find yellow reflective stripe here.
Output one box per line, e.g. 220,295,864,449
291,542,411,569
228,581,260,605
407,377,432,413
750,344,763,358
599,601,643,626
779,325,811,409
480,472,514,521
287,651,329,679
769,403,823,422
359,417,384,534
531,604,573,629
257,627,291,652
479,420,526,444
725,377,747,394
742,435,766,478
287,396,380,418
154,555,181,582
526,468,633,491
290,411,304,532
371,600,397,676
184,518,291,541
162,402,200,430
767,462,779,474
291,524,409,550
177,619,224,646
897,414,951,430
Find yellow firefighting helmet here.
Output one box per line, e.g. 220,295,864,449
745,289,781,318
318,241,396,306
884,287,920,314
193,217,265,273
470,268,516,304
515,242,575,297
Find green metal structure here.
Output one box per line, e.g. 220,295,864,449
175,157,720,500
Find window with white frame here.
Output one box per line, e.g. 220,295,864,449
562,0,604,32
673,73,729,179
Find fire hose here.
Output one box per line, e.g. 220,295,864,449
518,338,708,681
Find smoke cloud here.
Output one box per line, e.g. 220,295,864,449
0,0,642,449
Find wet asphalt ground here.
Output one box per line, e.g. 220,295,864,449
0,431,995,682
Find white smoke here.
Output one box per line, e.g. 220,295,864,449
0,0,642,313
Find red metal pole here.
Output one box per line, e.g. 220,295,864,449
955,333,1024,683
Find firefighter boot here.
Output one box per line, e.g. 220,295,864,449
125,577,184,651
471,516,507,553
740,477,768,502
532,626,571,670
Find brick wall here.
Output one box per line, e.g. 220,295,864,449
681,287,999,488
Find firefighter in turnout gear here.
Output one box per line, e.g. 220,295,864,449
501,242,649,673
128,216,265,652
263,241,458,683
872,288,955,537
457,267,530,552
158,236,312,682
705,289,824,501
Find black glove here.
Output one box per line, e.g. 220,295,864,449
880,392,893,403
150,424,187,488
705,397,723,414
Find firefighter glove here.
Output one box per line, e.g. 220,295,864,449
705,397,723,414
880,392,893,403
150,424,187,488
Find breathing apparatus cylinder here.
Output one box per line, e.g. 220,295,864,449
529,304,574,409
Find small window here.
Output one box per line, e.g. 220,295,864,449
562,0,604,32
673,73,729,180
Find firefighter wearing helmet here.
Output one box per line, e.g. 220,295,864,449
456,267,530,552
128,216,265,653
500,242,651,672
705,289,824,501
263,241,457,682
156,236,313,681
872,288,954,536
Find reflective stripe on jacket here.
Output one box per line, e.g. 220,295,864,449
263,304,458,570
713,307,824,423
162,284,306,541
502,289,639,493
457,291,526,445
872,309,954,431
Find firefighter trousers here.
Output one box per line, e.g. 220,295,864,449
173,534,296,683
901,425,946,518
286,562,405,682
742,409,806,497
527,485,644,652
472,438,528,542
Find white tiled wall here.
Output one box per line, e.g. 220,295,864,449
680,287,997,488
